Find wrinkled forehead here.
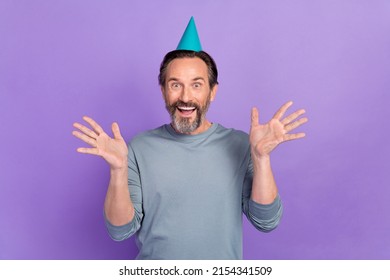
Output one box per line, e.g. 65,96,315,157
165,57,209,82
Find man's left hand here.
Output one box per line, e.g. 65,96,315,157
250,101,308,159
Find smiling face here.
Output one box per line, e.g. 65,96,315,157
161,57,218,135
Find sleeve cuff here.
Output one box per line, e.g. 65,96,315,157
103,210,136,241
249,194,282,221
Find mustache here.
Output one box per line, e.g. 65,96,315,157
166,101,200,115
172,101,200,110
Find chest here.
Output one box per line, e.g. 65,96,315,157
136,141,248,209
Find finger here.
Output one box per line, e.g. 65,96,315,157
76,147,100,156
111,122,123,140
251,107,259,127
73,122,98,139
273,101,293,120
281,109,306,125
284,117,308,132
72,130,97,147
82,116,104,135
283,132,306,142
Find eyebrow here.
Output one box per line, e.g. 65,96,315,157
192,77,205,82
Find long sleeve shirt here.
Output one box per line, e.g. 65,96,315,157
104,123,283,259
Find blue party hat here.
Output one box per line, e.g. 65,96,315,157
176,17,202,51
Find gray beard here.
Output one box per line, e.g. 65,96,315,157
165,94,211,134
172,112,201,134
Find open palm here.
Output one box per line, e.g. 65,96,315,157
72,116,128,170
250,101,308,158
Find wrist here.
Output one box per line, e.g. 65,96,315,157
109,167,128,190
110,165,127,177
110,155,128,171
251,148,270,160
251,151,271,170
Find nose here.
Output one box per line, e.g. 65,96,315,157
179,86,193,103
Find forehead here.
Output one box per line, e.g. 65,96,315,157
165,57,209,81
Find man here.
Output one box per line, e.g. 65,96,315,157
72,17,308,259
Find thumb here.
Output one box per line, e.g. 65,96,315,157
251,107,259,127
111,122,123,140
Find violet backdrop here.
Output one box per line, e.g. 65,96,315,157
1,0,389,259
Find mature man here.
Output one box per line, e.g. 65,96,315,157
72,17,307,259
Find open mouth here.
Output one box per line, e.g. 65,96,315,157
177,106,196,116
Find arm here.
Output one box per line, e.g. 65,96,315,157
104,145,143,241
104,167,134,226
249,101,308,203
72,116,135,227
242,155,283,232
244,101,307,231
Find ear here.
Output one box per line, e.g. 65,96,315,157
210,84,218,102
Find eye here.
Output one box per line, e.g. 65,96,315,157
193,82,202,89
170,83,182,89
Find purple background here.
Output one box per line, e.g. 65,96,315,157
1,0,389,260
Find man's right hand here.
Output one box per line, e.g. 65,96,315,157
72,116,128,171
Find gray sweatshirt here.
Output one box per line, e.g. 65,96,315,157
104,123,283,259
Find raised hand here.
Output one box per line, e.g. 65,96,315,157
250,101,308,158
72,116,128,170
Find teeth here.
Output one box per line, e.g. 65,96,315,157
178,107,195,111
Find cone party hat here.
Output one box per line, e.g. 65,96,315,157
176,17,202,51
